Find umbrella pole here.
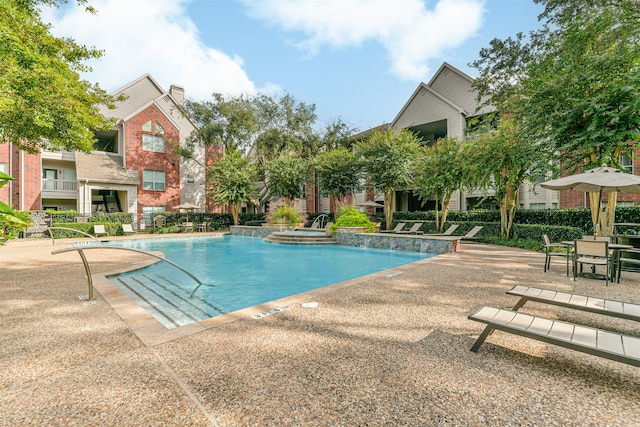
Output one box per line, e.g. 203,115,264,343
594,189,603,239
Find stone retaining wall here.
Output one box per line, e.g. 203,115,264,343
230,226,459,254
334,232,459,254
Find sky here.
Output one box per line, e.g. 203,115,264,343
43,0,545,133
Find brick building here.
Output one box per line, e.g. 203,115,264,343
0,74,224,227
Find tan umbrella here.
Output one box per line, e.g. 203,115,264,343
174,202,200,222
540,165,640,235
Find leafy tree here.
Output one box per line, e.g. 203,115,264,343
472,0,640,235
1,0,119,153
265,154,308,204
357,128,421,230
207,150,257,226
253,93,320,163
413,136,463,232
184,93,257,154
313,147,363,210
462,117,545,238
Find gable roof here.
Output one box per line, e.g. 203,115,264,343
391,82,467,129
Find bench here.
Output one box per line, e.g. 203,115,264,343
506,285,640,322
468,306,640,366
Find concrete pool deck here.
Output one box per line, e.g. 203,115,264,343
1,235,639,425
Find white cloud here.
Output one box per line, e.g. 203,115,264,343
241,0,485,80
42,0,257,100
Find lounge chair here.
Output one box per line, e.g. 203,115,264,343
424,224,459,236
122,224,136,235
380,222,406,233
93,224,108,237
460,225,483,241
397,223,424,234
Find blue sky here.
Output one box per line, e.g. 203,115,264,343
44,0,544,132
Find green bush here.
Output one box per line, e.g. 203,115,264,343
268,205,303,225
329,208,376,233
50,222,123,238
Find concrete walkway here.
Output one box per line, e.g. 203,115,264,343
1,237,639,426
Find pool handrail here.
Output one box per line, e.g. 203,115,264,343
51,245,209,300
47,226,102,246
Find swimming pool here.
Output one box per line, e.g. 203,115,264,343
107,235,434,328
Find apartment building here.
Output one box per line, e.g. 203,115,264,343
321,62,561,214
1,74,223,226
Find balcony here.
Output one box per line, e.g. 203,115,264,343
42,179,78,199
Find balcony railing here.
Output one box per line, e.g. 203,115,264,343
42,179,77,192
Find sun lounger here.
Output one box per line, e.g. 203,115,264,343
93,224,108,237
424,224,459,236
469,286,640,367
380,222,406,233
396,223,424,234
461,225,483,240
122,224,136,235
468,306,640,367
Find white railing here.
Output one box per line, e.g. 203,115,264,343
42,179,77,191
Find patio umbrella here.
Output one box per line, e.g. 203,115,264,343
357,200,384,208
540,165,640,235
174,202,200,222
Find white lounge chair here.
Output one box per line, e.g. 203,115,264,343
122,224,136,235
93,224,108,237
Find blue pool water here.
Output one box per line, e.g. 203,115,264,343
107,235,434,328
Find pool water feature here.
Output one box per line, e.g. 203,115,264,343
107,235,434,328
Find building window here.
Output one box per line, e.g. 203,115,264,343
143,170,165,191
142,134,165,153
0,162,6,173
529,203,547,210
186,175,195,184
621,153,633,174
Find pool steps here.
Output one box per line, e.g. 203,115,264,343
112,273,223,329
264,231,338,245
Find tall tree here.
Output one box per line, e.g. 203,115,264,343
184,93,257,154
313,147,363,210
463,116,546,238
357,128,421,230
413,136,463,232
207,150,257,226
1,0,118,153
265,154,308,205
472,0,640,235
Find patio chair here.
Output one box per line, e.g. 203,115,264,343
380,222,406,233
397,222,424,234
616,248,640,283
182,222,194,232
573,239,610,286
122,224,136,235
424,224,459,236
93,224,108,237
543,234,571,275
460,225,483,241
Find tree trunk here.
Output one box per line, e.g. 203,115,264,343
434,190,440,231
440,192,452,232
231,201,241,226
383,188,395,230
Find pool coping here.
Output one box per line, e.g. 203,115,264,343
92,237,444,346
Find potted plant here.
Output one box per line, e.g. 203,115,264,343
267,204,304,228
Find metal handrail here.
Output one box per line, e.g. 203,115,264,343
51,246,209,300
311,213,330,229
47,227,102,246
